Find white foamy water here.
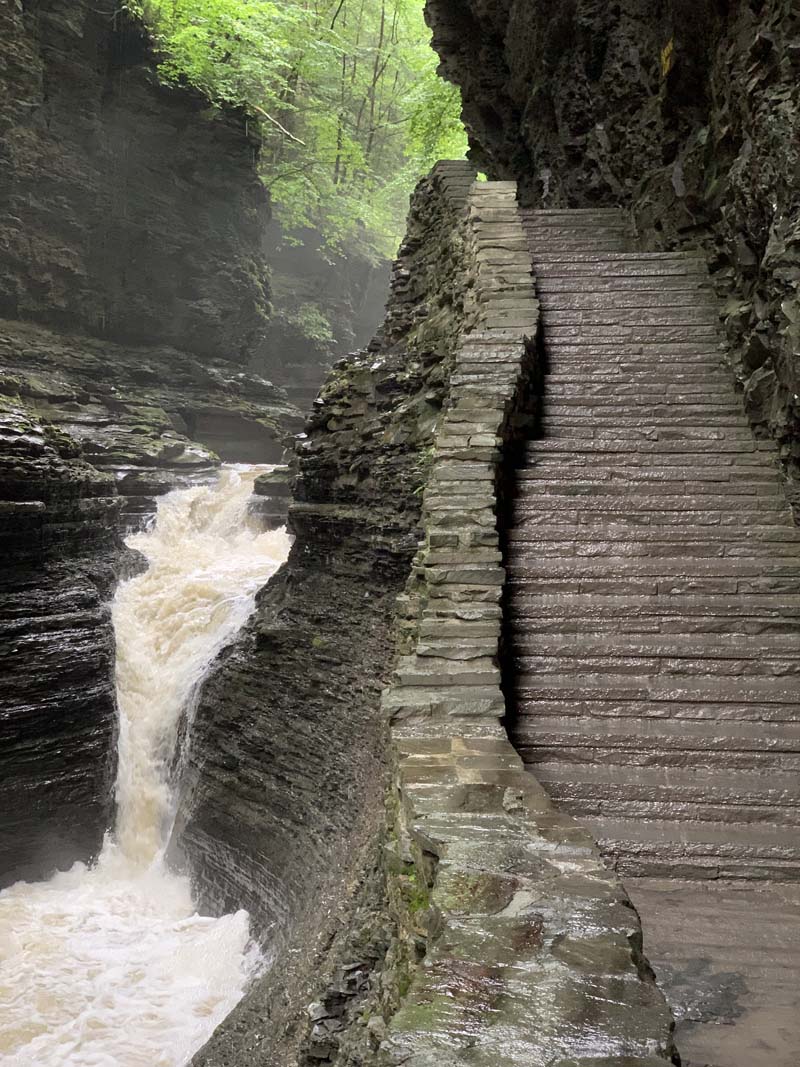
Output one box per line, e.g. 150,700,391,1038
0,466,290,1066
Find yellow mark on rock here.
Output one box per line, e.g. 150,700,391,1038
661,37,675,78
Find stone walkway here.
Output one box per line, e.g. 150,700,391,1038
507,209,800,1065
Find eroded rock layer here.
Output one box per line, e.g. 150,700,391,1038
0,0,300,885
0,405,120,887
0,0,271,360
425,0,800,502
169,164,478,1065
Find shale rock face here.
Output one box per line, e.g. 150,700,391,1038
0,404,120,887
169,164,477,1066
0,0,299,884
0,318,299,526
0,0,271,361
426,0,800,500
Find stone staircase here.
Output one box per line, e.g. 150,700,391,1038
506,208,800,1065
509,208,800,880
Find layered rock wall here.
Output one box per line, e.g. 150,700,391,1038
425,0,800,503
0,0,297,884
169,162,479,1065
0,0,271,360
0,404,121,886
181,165,676,1066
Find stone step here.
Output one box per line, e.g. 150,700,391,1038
519,472,783,491
508,695,800,724
513,513,791,534
539,384,746,401
538,291,719,310
537,276,714,293
512,633,800,658
509,577,800,597
541,326,721,344
581,815,800,881
514,712,800,755
543,404,748,420
512,544,800,565
534,264,709,280
532,437,778,456
525,776,800,829
508,559,798,583
543,368,735,381
508,549,799,570
507,520,798,541
514,654,800,680
526,759,800,805
512,493,791,513
510,672,800,704
531,251,705,264
521,451,780,471
508,594,800,620
543,309,719,327
522,208,625,221
511,595,800,626
524,235,631,248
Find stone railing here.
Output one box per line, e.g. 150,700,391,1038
377,176,677,1066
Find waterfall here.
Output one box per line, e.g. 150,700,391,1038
0,465,290,1066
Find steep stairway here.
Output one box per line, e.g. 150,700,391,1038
507,208,800,1066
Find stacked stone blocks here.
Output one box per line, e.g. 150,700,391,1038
378,171,676,1066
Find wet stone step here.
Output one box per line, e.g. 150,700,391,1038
514,656,800,679
537,276,715,293
543,310,720,327
538,291,719,309
512,633,800,658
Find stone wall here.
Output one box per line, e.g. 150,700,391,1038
372,181,675,1067
425,0,800,507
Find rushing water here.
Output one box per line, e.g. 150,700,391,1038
0,466,291,1066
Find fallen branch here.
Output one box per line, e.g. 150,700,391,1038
252,105,306,145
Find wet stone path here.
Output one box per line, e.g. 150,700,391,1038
507,208,800,1066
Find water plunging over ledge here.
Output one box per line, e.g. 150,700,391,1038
0,465,291,1066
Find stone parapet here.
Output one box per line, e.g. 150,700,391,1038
378,178,677,1066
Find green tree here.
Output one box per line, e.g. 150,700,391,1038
130,0,467,260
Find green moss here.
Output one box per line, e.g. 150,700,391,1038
400,864,431,915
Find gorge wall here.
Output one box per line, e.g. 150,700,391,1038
425,0,800,505
176,164,677,1067
0,0,301,885
168,163,478,1065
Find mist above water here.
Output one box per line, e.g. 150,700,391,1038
0,466,290,1066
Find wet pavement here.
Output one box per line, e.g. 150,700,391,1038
628,879,800,1067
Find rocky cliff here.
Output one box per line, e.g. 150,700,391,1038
0,402,120,887
0,0,271,360
168,163,477,1065
0,0,300,884
426,0,800,504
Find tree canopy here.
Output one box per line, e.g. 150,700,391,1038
131,0,468,261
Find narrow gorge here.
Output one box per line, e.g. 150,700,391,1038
1,2,798,1067
1,466,289,1065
